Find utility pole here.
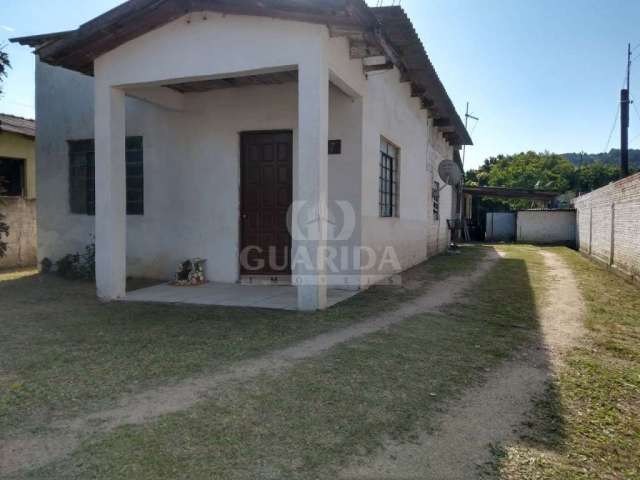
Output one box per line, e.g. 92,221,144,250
621,43,631,178
462,102,479,170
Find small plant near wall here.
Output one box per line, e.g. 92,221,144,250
0,183,9,258
40,257,53,273
173,258,207,286
0,213,8,258
49,240,96,280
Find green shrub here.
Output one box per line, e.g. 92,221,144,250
55,242,95,280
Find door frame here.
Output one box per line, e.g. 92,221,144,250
238,129,294,277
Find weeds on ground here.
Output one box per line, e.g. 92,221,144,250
12,246,549,480
489,248,640,479
0,248,485,437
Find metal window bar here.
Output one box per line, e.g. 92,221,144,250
68,137,144,216
379,151,396,217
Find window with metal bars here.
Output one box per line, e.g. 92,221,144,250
68,137,144,215
0,157,25,197
379,138,399,217
433,180,440,221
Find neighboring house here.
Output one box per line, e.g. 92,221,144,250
0,114,36,199
12,0,471,310
0,114,37,269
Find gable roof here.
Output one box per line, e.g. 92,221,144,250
11,0,471,146
0,113,36,138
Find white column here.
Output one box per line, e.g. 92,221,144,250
294,44,329,311
95,83,126,300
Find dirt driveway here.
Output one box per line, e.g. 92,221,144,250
341,250,586,479
0,245,600,480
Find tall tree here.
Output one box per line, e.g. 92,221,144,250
0,44,10,96
0,45,11,256
465,151,627,210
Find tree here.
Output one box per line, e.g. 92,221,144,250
466,151,576,209
0,181,8,258
0,45,10,256
0,44,10,96
574,162,621,193
465,149,637,212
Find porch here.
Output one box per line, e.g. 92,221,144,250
91,12,368,311
125,282,358,310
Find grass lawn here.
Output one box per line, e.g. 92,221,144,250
0,247,483,438
489,247,640,479
6,245,548,479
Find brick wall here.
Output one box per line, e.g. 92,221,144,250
0,197,37,269
573,172,640,280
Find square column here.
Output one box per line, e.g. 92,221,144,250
95,84,126,300
294,50,330,310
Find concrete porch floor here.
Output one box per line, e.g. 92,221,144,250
124,282,359,310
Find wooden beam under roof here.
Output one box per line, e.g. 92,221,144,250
463,186,559,200
349,39,383,59
165,69,298,93
11,0,473,145
363,62,394,73
433,118,452,128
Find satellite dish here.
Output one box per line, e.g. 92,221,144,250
438,160,463,186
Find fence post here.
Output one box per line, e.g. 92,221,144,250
609,203,615,266
589,206,593,255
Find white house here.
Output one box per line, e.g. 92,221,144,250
13,0,471,310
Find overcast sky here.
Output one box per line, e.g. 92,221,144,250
1,0,639,169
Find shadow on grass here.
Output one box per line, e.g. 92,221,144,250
0,246,487,437
3,247,575,480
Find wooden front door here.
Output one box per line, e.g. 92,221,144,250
240,131,293,275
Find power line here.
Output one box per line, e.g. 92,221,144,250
0,99,34,108
604,102,620,152
631,94,640,124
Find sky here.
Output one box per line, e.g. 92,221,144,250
1,0,640,170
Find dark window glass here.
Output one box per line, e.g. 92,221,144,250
126,137,144,215
379,139,399,217
433,181,440,221
0,157,25,197
68,137,143,216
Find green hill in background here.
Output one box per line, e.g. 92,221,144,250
562,149,640,169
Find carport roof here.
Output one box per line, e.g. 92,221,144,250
464,186,560,201
11,0,471,146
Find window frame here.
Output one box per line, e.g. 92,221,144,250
68,137,144,216
379,138,400,218
432,180,440,222
0,157,26,197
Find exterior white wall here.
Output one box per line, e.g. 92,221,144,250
35,12,459,286
359,69,455,282
36,60,362,281
516,210,576,244
426,117,456,254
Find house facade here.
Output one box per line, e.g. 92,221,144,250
13,0,471,310
0,114,37,269
0,114,36,199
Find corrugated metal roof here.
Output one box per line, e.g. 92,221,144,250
10,0,471,146
0,113,36,138
518,209,576,212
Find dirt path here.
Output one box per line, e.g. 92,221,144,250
340,249,586,480
1,249,501,476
